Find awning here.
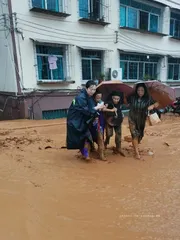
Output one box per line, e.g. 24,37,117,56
78,45,112,51
30,38,74,46
167,54,180,58
118,48,165,57
170,7,180,12
150,0,166,6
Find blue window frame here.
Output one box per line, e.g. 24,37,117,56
120,5,126,27
128,8,138,28
168,58,180,80
129,62,138,79
81,50,102,81
139,10,149,31
120,54,159,80
79,0,102,20
42,109,68,119
170,12,180,38
150,14,158,32
79,0,89,18
170,19,174,36
32,0,62,12
36,45,64,81
32,0,44,8
120,0,161,14
120,0,160,32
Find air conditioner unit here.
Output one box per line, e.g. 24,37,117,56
110,68,122,80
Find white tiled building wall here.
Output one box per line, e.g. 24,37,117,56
1,0,180,93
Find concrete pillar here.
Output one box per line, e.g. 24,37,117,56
162,6,170,35
159,56,168,82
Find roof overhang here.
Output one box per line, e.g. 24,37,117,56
167,54,180,58
118,48,165,57
78,45,112,51
30,38,74,46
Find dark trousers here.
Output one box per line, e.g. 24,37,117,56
104,124,122,150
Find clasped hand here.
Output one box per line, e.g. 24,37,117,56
148,105,154,111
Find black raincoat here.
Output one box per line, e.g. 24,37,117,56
66,89,97,149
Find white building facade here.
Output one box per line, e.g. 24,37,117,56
0,0,180,119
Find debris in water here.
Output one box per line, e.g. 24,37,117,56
45,146,52,149
164,142,170,147
124,136,132,142
148,151,154,156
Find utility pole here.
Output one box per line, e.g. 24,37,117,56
7,0,21,94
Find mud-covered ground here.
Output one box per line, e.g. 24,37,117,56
0,115,179,240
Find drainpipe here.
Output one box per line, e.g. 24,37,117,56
7,0,21,94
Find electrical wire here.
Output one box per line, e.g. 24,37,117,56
118,35,162,53
16,11,111,28
2,0,180,114
2,44,8,92
20,27,115,43
17,17,114,38
4,32,25,90
118,32,180,53
0,2,67,115
117,38,159,54
0,96,18,113
0,1,24,93
0,0,20,113
15,4,180,50
17,21,115,41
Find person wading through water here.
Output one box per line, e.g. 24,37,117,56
104,91,125,157
66,80,104,161
126,83,159,159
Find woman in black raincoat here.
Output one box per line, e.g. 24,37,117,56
66,80,104,160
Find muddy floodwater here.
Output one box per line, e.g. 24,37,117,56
0,115,180,240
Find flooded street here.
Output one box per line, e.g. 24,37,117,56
0,115,180,240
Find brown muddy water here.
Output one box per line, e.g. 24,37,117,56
0,115,180,240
